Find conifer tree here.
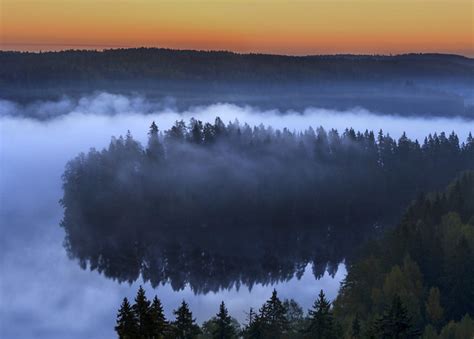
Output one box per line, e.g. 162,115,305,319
173,300,201,339
149,296,168,338
133,286,152,338
146,121,164,162
212,301,236,339
261,289,289,337
374,294,420,338
305,290,336,339
115,297,138,339
245,289,289,338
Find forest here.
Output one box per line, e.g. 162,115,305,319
1,49,473,117
60,118,474,292
2,49,472,85
114,171,474,338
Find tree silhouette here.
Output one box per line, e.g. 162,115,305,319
264,289,289,336
212,301,236,339
374,294,419,338
60,121,474,294
172,301,201,339
146,121,164,163
305,290,336,338
115,297,138,339
243,289,289,338
149,296,168,338
133,286,152,338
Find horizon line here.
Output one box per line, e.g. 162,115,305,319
1,45,472,59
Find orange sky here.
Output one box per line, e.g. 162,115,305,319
1,0,473,56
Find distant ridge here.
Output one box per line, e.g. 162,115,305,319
0,47,472,60
1,47,473,88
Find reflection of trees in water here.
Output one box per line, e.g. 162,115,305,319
60,119,474,293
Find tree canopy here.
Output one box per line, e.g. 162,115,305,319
60,119,474,292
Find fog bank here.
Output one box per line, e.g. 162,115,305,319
0,93,472,338
1,92,473,142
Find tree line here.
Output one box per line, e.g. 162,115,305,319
60,118,474,290
115,286,414,338
2,49,472,86
115,171,474,338
116,286,472,339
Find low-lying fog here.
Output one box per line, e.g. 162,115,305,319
0,93,472,338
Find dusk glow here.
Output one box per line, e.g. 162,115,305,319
1,0,473,56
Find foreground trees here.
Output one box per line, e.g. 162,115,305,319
116,288,342,339
333,171,474,338
116,287,458,338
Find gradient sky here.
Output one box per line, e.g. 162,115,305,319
1,0,473,56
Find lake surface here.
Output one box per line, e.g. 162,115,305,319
1,96,472,338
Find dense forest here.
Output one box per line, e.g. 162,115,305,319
2,49,472,85
114,172,474,338
2,49,473,116
333,171,474,338
60,118,474,292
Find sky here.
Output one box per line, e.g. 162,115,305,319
1,0,473,56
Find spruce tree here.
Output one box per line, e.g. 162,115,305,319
146,121,164,162
115,297,138,339
374,294,420,338
212,301,236,339
133,286,152,338
173,301,201,339
305,290,336,339
247,289,289,338
149,296,168,338
264,289,289,336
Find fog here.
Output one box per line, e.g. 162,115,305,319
1,92,472,140
0,93,472,338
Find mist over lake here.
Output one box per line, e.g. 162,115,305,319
1,93,473,338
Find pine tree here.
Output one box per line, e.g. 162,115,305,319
133,286,152,338
173,301,200,339
212,301,236,339
262,289,289,337
115,297,138,339
374,294,419,338
305,290,336,339
149,296,168,338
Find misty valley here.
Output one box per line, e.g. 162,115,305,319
1,50,473,339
